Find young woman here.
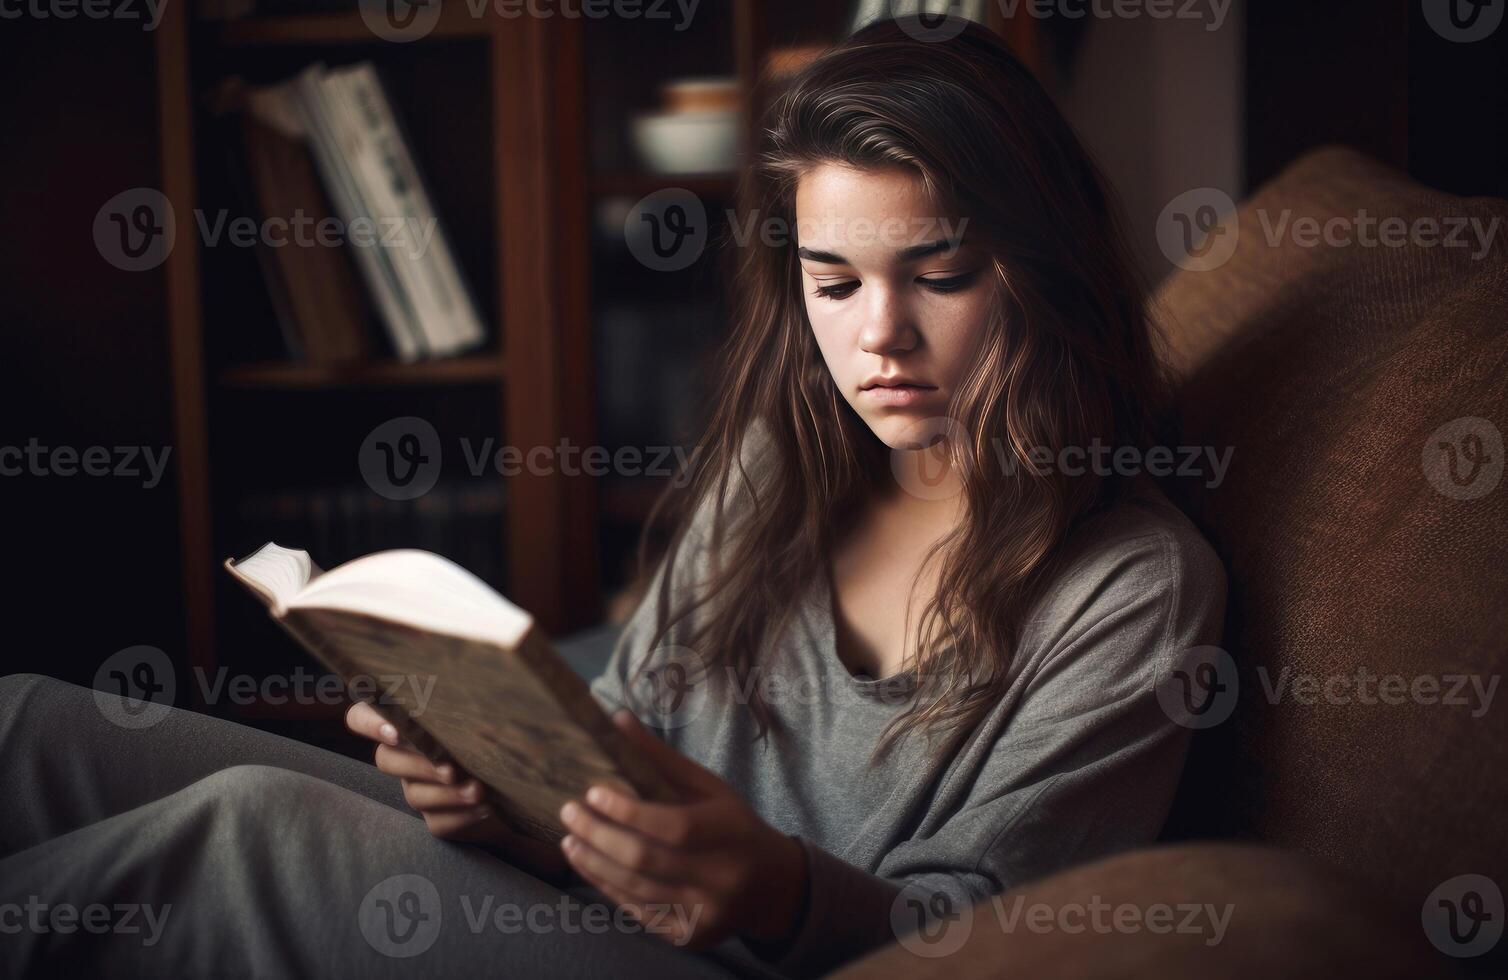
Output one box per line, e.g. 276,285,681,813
1,17,1224,979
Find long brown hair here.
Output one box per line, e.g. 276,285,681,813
635,17,1171,760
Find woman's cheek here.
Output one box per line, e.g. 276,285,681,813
806,306,846,365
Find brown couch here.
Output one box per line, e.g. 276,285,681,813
830,146,1508,978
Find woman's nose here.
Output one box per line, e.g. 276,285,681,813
857,287,919,356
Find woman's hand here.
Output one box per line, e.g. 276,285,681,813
344,701,572,883
558,710,810,950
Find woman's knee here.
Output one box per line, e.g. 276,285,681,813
190,764,322,803
0,671,70,701
0,672,82,738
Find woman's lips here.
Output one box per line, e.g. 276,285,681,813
860,383,936,407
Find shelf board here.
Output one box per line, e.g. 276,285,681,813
590,172,738,200
218,354,504,389
215,6,496,46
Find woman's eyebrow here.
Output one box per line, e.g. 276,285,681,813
796,246,848,264
897,239,964,261
796,240,965,265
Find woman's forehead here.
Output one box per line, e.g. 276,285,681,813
793,164,966,257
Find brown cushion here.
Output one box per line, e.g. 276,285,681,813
1151,146,1508,919
827,843,1442,980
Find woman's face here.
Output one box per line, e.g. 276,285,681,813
796,163,993,451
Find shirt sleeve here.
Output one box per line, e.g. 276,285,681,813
752,524,1229,977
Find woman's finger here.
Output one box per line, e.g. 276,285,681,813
374,744,456,783
560,799,682,879
422,804,493,837
560,833,678,904
581,785,717,849
344,701,399,745
402,777,486,811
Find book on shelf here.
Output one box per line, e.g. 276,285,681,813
301,62,484,360
292,64,430,362
336,63,486,357
217,64,486,364
223,80,373,365
226,542,676,842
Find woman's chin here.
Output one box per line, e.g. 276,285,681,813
863,412,957,452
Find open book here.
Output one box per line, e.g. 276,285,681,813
226,543,675,841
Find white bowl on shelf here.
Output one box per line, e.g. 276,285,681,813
631,109,739,175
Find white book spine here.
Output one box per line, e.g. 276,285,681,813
323,67,458,358
294,65,426,362
346,63,486,354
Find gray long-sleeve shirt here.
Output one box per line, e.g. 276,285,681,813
590,455,1227,977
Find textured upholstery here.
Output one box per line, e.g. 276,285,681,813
1150,147,1507,919
828,843,1441,980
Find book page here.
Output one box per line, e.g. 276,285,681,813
289,549,531,649
225,542,319,612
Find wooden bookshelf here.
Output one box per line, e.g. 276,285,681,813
218,354,503,388
218,6,494,45
153,2,598,720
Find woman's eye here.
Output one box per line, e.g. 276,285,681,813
813,280,860,300
918,270,980,293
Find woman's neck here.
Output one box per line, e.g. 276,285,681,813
884,438,967,514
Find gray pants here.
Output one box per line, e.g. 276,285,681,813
0,673,778,980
